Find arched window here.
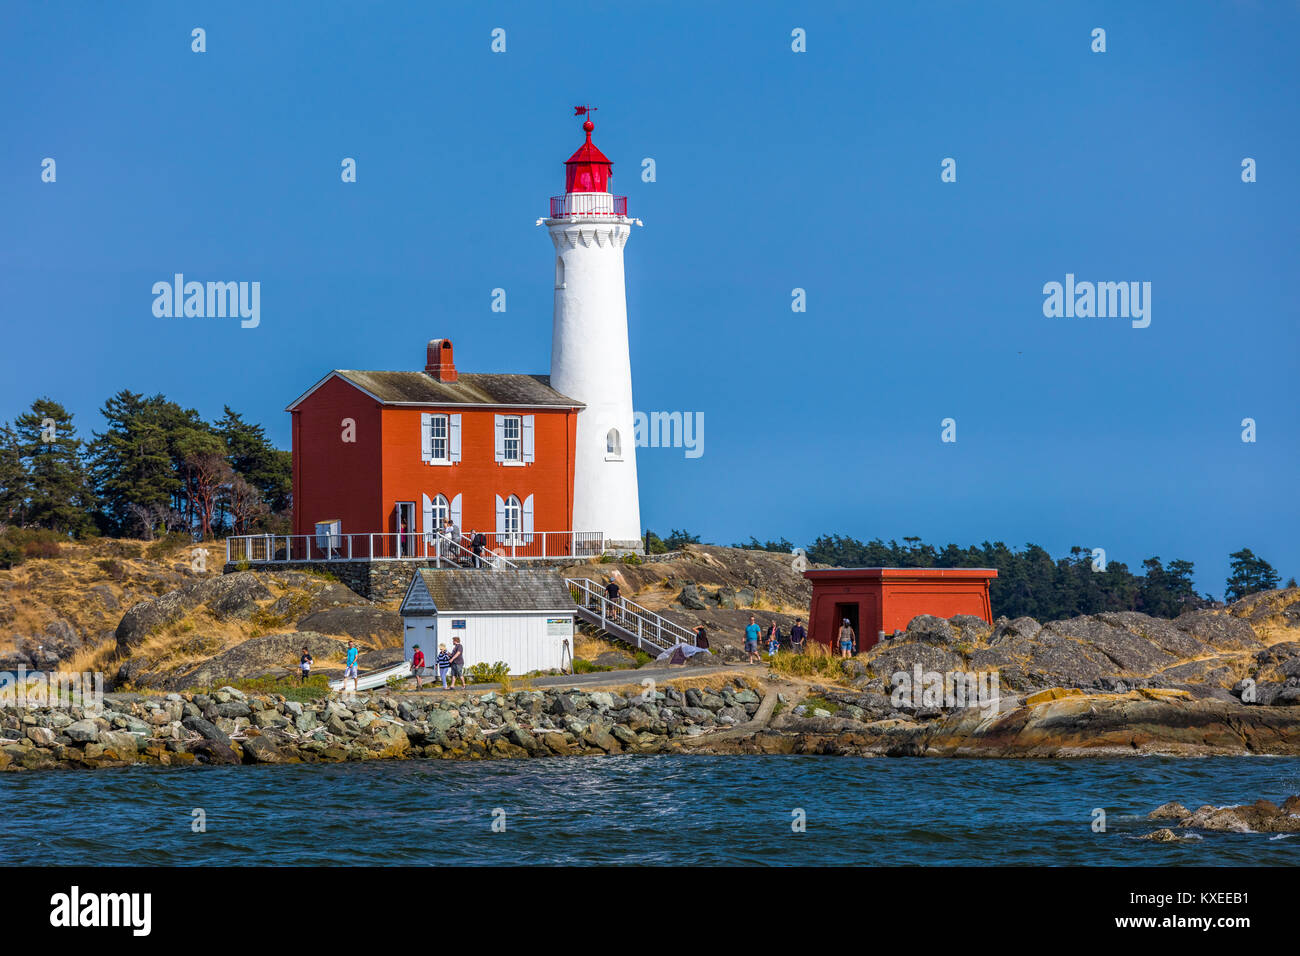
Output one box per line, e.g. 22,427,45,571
503,495,522,538
555,256,565,289
431,494,449,529
606,427,622,458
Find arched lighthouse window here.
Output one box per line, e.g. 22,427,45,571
555,256,565,289
605,428,622,460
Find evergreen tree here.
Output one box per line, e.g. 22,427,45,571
0,421,26,525
1224,548,1280,602
214,406,291,515
13,398,95,537
87,390,178,536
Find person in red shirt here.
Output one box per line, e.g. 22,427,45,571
410,644,426,690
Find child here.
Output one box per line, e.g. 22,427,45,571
410,644,425,690
299,646,313,685
436,644,453,690
766,624,780,657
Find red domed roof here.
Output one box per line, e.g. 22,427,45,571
564,118,612,193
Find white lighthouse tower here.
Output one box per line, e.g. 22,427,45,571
544,110,642,550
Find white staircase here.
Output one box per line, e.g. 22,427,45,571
566,577,699,655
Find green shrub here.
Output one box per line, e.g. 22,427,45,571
620,553,642,565
572,658,611,674
468,661,510,684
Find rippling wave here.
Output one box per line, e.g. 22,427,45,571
2,756,1297,866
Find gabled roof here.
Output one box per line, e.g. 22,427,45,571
401,569,577,615
287,370,583,411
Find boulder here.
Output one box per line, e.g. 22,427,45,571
65,719,100,744
182,715,230,745
296,606,402,642
166,632,350,690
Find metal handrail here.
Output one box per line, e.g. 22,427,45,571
225,530,598,566
565,577,698,652
549,194,628,218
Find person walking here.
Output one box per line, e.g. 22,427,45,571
744,615,762,665
342,640,360,694
789,619,807,654
604,575,622,623
410,644,426,690
470,531,486,569
693,624,709,650
299,646,314,685
435,644,453,690
448,635,467,687
766,623,780,658
838,618,857,658
443,517,461,564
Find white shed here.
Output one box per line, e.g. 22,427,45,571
400,569,577,676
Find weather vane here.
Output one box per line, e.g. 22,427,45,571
573,104,598,119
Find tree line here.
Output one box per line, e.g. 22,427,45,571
725,534,1290,621
0,392,290,559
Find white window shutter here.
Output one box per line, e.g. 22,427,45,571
449,414,462,462
494,414,505,462
522,415,535,462
495,494,505,535
422,493,433,544
522,494,534,542
420,413,432,462
450,493,462,530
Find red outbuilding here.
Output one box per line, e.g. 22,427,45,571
803,567,999,652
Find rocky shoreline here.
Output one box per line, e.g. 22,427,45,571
5,676,1300,771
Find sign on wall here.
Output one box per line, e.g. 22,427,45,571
546,617,573,638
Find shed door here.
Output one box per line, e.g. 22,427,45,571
404,616,437,674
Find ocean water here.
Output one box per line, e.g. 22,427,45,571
2,755,1298,866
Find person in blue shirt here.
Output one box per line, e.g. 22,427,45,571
744,616,762,665
343,641,360,694
766,623,780,657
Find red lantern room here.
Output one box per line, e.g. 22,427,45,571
565,118,612,193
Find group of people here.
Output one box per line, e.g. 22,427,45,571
409,636,467,689
391,516,493,568
310,636,469,694
741,615,857,662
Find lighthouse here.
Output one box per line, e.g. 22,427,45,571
545,109,642,550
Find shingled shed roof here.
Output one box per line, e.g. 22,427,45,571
287,370,582,410
401,569,578,615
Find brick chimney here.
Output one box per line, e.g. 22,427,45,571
425,338,457,382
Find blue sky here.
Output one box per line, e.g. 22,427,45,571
2,1,1297,596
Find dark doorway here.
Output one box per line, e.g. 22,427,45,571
834,602,860,651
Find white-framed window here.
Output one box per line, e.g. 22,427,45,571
503,415,522,461
429,414,449,462
430,494,449,529
495,493,534,544
495,414,534,464
503,494,522,537
421,412,461,464
606,427,622,460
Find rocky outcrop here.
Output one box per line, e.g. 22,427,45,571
115,572,274,650
860,604,1277,697
161,632,351,690
5,673,1300,773
1144,796,1300,836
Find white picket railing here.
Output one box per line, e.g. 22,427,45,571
225,531,600,566
566,577,699,653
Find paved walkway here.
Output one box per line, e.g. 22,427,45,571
397,662,754,696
